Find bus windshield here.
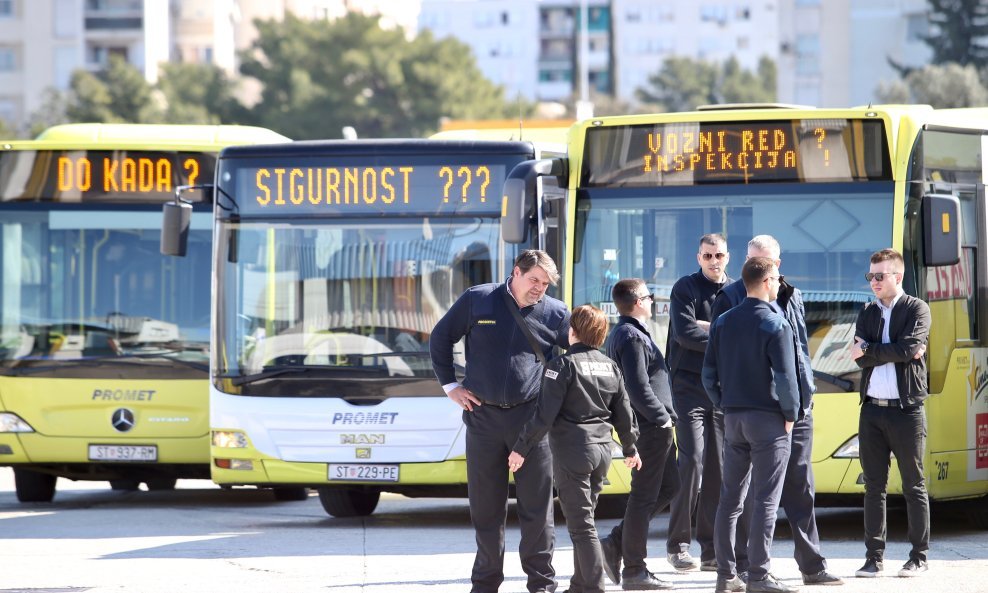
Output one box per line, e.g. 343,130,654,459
0,207,211,375
215,216,513,396
573,181,894,391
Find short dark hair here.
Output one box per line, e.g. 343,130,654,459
570,305,609,348
700,233,727,249
612,278,646,315
742,256,775,292
870,248,903,270
514,249,560,285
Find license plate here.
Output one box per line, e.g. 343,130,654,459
88,444,158,462
328,464,399,482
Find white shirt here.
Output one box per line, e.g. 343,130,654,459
866,290,904,400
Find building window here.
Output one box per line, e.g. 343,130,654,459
0,0,13,18
795,0,820,5
0,47,17,72
906,13,929,42
795,34,819,75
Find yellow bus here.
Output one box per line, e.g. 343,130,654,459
159,131,636,518
0,123,292,502
501,104,988,526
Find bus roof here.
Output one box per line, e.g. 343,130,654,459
15,123,289,151
219,138,537,159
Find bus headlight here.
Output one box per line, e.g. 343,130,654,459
0,413,34,433
212,430,249,448
833,435,859,459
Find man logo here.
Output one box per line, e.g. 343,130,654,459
340,434,385,445
111,408,136,432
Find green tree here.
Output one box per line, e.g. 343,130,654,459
240,13,530,139
636,56,776,112
156,62,249,125
923,0,988,67
65,56,161,123
26,88,71,137
875,62,988,107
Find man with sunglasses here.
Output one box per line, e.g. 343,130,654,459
665,233,731,573
710,235,843,588
599,278,678,590
850,248,931,579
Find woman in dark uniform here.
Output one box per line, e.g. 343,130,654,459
509,305,642,593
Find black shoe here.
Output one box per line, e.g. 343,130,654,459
600,534,621,585
666,551,700,571
715,574,746,593
854,558,883,578
745,573,799,593
622,569,674,590
898,558,928,577
801,569,843,586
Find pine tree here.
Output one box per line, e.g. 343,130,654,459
923,0,988,67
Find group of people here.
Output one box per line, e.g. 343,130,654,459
429,238,931,593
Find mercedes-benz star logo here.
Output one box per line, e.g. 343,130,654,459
111,408,136,432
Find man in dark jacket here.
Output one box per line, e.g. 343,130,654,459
431,249,570,593
509,305,641,593
710,235,842,587
850,248,931,579
704,256,800,593
666,233,731,572
599,278,678,590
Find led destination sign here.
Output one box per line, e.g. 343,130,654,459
228,153,527,217
0,150,215,202
581,119,891,187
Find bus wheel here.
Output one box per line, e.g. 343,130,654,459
316,487,380,517
146,478,178,491
13,469,56,502
109,479,141,491
272,487,309,501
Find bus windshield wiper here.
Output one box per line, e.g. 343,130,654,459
225,364,384,387
813,370,855,392
6,353,208,375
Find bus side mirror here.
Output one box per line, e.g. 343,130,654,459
161,200,192,257
922,194,960,267
501,158,565,244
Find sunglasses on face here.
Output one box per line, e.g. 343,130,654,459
865,272,900,282
700,252,727,261
637,293,656,302
764,275,785,284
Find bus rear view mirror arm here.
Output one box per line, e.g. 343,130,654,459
501,158,565,244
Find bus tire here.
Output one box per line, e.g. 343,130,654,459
317,487,380,517
146,478,178,491
109,479,141,491
13,469,56,503
272,487,309,501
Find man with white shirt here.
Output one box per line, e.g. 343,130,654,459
850,248,931,578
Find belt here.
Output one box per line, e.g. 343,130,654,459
866,396,901,408
479,398,534,409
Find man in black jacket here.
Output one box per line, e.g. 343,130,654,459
850,248,931,579
600,278,678,590
431,249,570,593
666,233,731,572
704,256,800,593
509,305,641,593
710,235,842,587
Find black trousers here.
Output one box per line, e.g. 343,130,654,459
715,410,791,581
553,441,611,593
614,423,676,574
604,432,679,550
464,401,556,593
667,371,723,561
736,411,824,575
859,401,930,563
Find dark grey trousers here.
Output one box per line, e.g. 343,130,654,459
715,410,792,581
667,371,723,561
859,402,930,563
464,401,556,593
553,441,611,593
617,423,676,574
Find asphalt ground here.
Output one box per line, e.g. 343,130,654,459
1,470,987,593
